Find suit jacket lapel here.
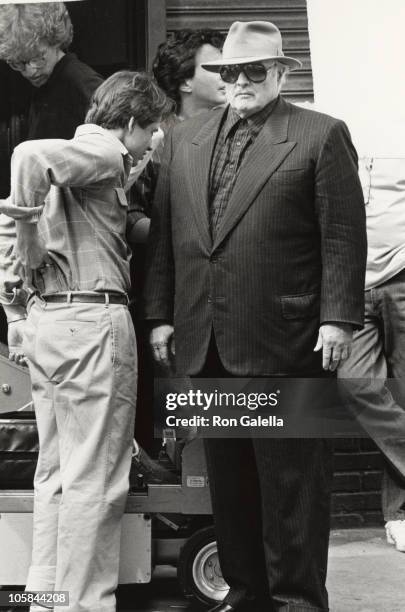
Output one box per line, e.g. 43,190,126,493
186,109,225,252
212,97,296,251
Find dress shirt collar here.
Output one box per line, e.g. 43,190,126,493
75,123,131,159
223,96,280,141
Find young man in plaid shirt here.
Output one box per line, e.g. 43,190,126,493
0,71,169,612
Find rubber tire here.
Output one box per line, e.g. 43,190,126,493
177,525,230,605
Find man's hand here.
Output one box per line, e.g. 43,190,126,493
314,323,353,371
15,221,47,270
129,217,150,245
150,324,175,367
8,318,28,366
3,262,24,293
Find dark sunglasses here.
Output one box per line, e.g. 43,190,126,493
219,62,274,84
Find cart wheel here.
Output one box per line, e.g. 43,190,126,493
178,526,230,605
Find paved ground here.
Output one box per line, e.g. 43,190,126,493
1,529,403,611
116,528,405,612
327,528,405,612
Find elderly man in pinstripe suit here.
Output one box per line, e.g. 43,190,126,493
144,21,367,612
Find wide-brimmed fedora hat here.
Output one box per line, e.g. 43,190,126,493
202,21,302,72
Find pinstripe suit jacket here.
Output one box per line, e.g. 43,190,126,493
144,96,367,376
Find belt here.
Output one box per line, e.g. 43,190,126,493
41,292,128,305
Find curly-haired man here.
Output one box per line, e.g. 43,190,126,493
0,1,102,139
153,28,226,120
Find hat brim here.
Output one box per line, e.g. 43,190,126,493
202,55,302,72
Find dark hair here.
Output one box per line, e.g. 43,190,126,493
152,29,224,113
85,71,172,129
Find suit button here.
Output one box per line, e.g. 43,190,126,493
207,296,212,304
210,256,218,263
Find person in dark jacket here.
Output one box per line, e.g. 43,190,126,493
0,1,102,362
144,21,367,612
0,1,102,140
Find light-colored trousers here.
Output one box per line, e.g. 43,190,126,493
23,297,137,612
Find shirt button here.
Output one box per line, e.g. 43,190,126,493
236,141,241,146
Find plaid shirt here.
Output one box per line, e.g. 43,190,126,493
126,116,180,240
0,214,27,320
209,98,278,239
0,124,133,308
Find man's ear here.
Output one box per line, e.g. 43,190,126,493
128,117,136,132
179,79,193,94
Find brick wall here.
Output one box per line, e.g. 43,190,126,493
332,439,384,527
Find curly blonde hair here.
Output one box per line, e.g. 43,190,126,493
0,2,73,63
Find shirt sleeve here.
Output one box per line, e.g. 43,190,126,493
5,136,123,222
126,131,164,244
0,214,27,315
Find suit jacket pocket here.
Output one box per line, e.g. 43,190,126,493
280,292,320,320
